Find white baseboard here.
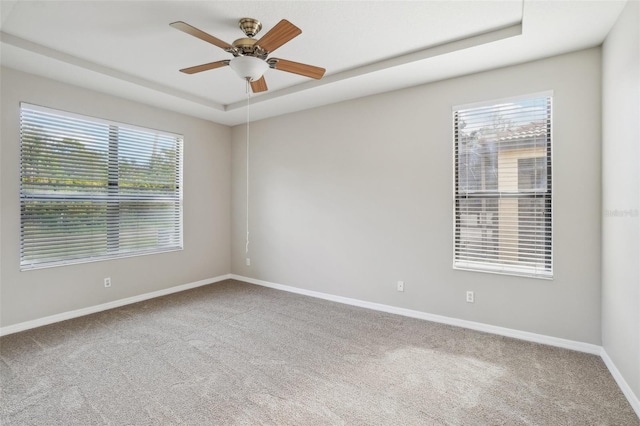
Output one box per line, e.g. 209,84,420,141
230,274,601,355
601,348,640,419
0,274,232,337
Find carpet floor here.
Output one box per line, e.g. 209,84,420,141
1,279,638,425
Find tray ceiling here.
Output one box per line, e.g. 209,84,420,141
0,1,627,125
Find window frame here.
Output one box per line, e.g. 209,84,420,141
19,103,184,271
452,92,553,279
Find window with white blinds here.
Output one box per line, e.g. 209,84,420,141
20,103,183,270
453,94,552,278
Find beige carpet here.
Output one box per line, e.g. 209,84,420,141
1,279,638,425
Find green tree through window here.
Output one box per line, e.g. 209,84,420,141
20,104,183,270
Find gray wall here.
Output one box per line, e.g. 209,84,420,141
231,48,603,344
602,0,640,400
0,67,231,327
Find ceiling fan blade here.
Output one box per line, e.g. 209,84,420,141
256,19,301,53
170,21,234,51
250,76,268,93
179,60,230,75
269,58,325,79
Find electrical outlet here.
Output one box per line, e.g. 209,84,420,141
104,277,111,288
245,258,251,266
397,281,404,292
466,291,474,303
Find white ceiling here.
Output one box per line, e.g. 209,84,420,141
0,0,627,126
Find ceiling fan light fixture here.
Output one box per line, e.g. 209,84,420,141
229,56,269,81
171,18,324,92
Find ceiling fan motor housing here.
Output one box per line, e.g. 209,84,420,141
233,37,257,54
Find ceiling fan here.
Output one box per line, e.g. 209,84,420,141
170,18,326,93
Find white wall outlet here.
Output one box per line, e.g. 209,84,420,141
104,277,111,288
245,258,251,266
397,281,404,292
466,291,474,303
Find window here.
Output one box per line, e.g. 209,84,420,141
20,103,183,270
453,94,552,278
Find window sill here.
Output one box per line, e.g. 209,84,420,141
453,262,553,280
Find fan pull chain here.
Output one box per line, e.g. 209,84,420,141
245,79,250,255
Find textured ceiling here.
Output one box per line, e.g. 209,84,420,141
0,0,628,126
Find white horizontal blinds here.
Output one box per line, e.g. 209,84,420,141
109,126,182,255
20,104,183,270
454,95,552,278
